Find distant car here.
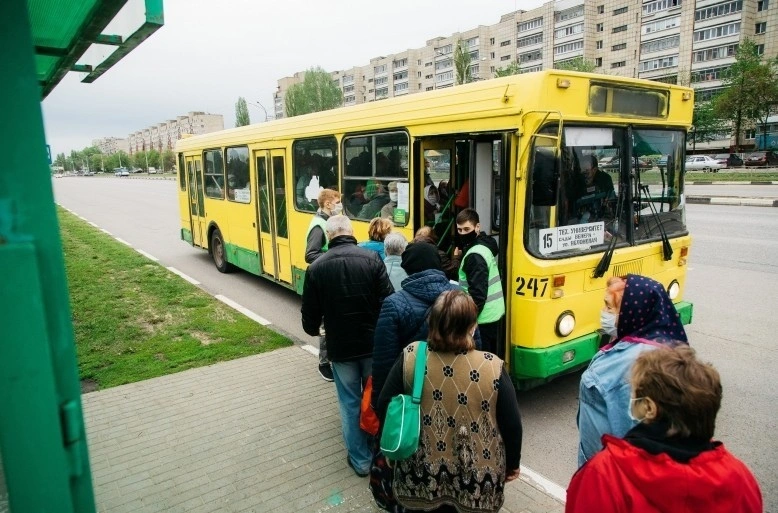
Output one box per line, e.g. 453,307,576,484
53,173,64,178
744,150,778,167
685,155,724,172
148,169,158,174
83,171,94,176
712,153,744,168
114,169,129,177
599,156,651,171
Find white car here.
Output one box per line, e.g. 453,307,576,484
685,155,724,173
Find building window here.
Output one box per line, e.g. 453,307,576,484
375,87,389,98
692,43,738,62
392,58,408,69
642,16,680,34
643,0,682,16
757,0,768,10
614,6,628,14
555,5,584,22
518,33,543,47
519,49,543,63
394,82,409,93
375,76,388,86
343,85,355,93
374,64,387,74
755,22,767,34
490,37,495,45
595,57,603,67
756,44,765,55
695,1,742,21
639,55,679,71
640,34,680,53
693,22,741,42
466,36,479,47
521,65,543,73
597,5,605,14
554,23,584,38
554,40,584,55
596,23,604,32
435,71,454,82
611,61,627,68
393,70,408,81
518,17,543,32
490,52,495,58
695,87,725,101
344,94,356,103
435,58,453,71
596,40,603,49
500,39,511,47
612,25,627,33
612,43,627,51
690,65,730,83
501,55,511,61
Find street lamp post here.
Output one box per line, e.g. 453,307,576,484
247,100,268,122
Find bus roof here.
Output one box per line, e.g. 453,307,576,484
176,70,694,152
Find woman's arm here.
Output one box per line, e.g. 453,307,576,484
496,367,522,472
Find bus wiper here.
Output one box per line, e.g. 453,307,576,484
593,186,626,278
640,184,673,261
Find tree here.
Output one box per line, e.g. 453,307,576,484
689,101,721,152
494,62,520,78
162,150,176,172
285,66,343,117
235,97,251,127
713,39,777,151
555,57,597,73
454,39,472,85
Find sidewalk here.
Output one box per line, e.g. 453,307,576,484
82,346,565,513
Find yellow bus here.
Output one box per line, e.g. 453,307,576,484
175,70,694,388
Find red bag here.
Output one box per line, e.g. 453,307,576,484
360,376,380,436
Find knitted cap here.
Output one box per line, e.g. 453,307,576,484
401,242,442,275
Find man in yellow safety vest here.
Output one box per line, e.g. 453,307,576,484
454,208,505,355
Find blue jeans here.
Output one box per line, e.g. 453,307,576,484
331,358,373,474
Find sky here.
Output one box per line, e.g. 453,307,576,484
41,0,545,156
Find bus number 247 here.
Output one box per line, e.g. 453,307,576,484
515,277,549,297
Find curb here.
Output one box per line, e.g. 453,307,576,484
687,196,778,207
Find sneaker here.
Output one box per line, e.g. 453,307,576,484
347,456,369,478
318,364,334,382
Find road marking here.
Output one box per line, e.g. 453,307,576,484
135,249,159,262
519,465,567,503
89,221,99,228
301,344,319,356
114,237,132,247
166,266,200,285
215,295,271,326
100,228,113,235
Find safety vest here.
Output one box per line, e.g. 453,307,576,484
306,214,329,252
459,243,505,324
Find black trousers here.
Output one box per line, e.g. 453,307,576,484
478,319,502,357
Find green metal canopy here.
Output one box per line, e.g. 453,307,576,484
29,0,163,98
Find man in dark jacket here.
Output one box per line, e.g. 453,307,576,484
371,242,480,407
454,208,505,356
305,188,343,381
301,215,393,477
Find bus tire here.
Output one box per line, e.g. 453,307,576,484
210,228,232,273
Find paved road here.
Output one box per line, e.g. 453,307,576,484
53,177,778,510
687,183,778,198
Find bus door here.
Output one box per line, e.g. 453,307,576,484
186,155,206,247
255,149,292,284
420,140,457,247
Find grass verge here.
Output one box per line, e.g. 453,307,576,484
683,171,778,182
59,207,292,390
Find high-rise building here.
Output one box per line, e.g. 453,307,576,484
126,112,224,155
273,0,776,150
92,136,129,155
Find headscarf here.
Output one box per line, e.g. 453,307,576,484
616,274,688,345
401,242,442,275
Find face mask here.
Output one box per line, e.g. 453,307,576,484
330,202,343,215
600,311,618,337
628,397,646,423
389,191,398,202
456,230,478,249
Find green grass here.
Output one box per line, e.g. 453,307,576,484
59,207,291,390
603,169,778,185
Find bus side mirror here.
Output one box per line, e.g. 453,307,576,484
532,147,558,206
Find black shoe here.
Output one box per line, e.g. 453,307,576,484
347,457,369,477
318,364,334,382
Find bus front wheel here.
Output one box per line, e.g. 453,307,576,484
210,228,232,273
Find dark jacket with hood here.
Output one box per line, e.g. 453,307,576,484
371,269,480,407
460,233,500,316
301,235,394,362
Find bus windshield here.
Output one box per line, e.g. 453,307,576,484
526,125,687,258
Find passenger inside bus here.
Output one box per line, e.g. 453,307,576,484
358,179,390,219
572,155,615,224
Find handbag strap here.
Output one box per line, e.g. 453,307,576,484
411,341,427,404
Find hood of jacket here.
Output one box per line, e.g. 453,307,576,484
401,269,454,304
464,232,499,256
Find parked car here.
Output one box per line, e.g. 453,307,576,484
114,167,130,177
599,156,651,171
685,155,724,172
744,150,778,167
712,153,744,168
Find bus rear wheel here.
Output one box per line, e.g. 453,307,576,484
210,228,232,273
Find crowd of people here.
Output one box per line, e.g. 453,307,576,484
298,188,762,513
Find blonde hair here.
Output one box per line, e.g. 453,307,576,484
317,188,341,208
367,217,392,242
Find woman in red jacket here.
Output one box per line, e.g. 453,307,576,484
566,346,762,513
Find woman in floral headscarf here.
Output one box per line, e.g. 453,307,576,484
576,274,688,467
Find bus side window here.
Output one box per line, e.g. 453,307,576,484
292,137,339,212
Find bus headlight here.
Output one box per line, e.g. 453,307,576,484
556,311,575,337
667,280,680,300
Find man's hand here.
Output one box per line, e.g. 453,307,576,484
505,468,521,482
453,247,462,258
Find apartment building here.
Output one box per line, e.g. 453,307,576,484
126,111,224,155
92,136,129,155
273,0,776,148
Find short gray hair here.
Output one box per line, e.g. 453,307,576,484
325,214,353,238
384,232,407,256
